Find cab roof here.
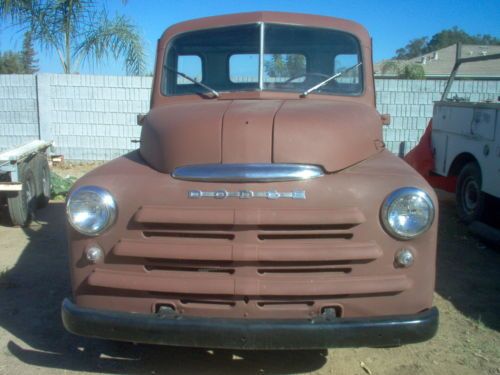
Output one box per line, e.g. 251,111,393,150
158,11,371,50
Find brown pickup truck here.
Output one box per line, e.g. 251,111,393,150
62,12,438,349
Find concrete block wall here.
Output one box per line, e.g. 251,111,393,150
0,74,499,160
0,75,39,150
48,74,152,160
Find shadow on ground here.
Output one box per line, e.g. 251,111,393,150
434,190,500,331
0,202,327,374
1,192,499,373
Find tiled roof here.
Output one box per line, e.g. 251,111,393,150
375,44,500,78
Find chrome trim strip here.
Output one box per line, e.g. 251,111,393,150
172,164,325,182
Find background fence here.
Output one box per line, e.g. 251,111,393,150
1,73,499,160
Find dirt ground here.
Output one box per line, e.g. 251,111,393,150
0,167,499,374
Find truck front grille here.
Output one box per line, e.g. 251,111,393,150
85,205,409,318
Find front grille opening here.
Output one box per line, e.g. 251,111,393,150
145,258,233,266
257,267,351,275
145,265,235,274
258,300,314,306
258,233,353,240
258,224,356,231
141,224,235,231
143,231,235,240
180,299,236,308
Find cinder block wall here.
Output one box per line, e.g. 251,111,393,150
0,73,499,160
46,74,152,160
0,75,39,149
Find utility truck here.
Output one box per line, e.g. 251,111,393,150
406,44,499,226
432,45,500,223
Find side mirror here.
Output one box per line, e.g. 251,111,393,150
137,114,147,126
381,113,391,126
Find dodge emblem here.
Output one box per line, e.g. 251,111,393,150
188,189,306,200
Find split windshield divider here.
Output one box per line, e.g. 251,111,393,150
259,22,265,91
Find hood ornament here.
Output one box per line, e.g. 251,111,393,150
188,189,306,200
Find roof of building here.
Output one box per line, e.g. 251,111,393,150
374,44,500,78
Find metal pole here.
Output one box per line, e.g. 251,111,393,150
441,43,461,101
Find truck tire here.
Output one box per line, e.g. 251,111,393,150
7,163,36,226
456,162,485,224
32,153,51,208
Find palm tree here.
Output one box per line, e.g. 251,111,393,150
380,61,400,76
0,0,146,75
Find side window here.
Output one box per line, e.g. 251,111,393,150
334,54,359,84
177,55,202,85
229,54,259,83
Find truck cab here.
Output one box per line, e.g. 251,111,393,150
62,12,438,349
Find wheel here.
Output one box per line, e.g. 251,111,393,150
7,163,36,226
32,153,51,208
456,162,485,223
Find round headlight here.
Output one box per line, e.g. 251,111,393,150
66,186,117,236
381,187,435,240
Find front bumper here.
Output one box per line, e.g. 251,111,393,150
62,299,438,349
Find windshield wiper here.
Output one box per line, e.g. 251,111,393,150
301,62,362,97
165,66,220,98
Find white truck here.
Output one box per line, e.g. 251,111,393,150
0,140,52,226
430,44,499,223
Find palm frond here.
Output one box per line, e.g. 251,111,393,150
74,13,146,75
0,0,29,19
381,61,401,75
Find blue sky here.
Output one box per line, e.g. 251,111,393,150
1,0,499,75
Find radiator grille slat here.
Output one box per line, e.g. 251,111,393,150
114,239,382,263
88,268,410,297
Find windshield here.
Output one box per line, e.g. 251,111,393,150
162,23,363,97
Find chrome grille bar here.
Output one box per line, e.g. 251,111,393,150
171,163,325,182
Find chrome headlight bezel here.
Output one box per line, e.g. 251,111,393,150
66,185,117,236
381,187,435,240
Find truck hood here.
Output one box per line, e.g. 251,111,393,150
140,99,384,173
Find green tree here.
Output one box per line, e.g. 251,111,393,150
0,0,146,75
425,27,475,52
265,54,306,78
395,37,429,59
0,50,24,73
285,54,306,77
21,31,38,73
265,54,287,78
